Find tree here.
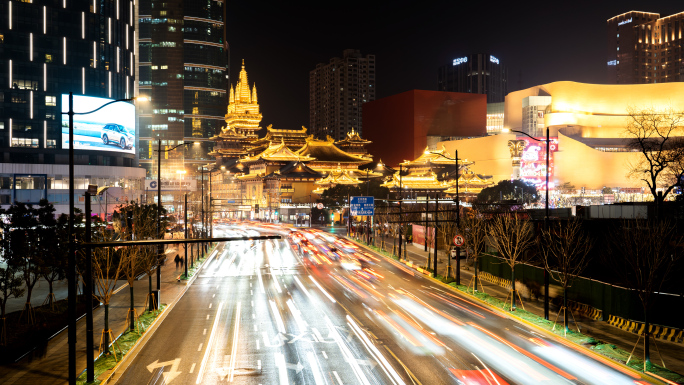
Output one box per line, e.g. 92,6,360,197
625,106,684,216
459,209,488,291
477,179,539,204
4,201,47,324
36,205,65,310
115,203,167,312
85,223,125,356
319,184,361,209
0,208,25,344
487,215,535,310
436,204,458,278
114,202,159,332
606,219,681,370
539,217,592,333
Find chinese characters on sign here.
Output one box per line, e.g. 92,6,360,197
517,136,559,190
350,196,374,216
145,179,197,191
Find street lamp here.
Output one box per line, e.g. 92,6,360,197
62,93,146,385
153,140,192,308
504,126,551,319
429,150,460,284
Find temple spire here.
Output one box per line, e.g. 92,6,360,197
252,84,258,104
229,85,235,104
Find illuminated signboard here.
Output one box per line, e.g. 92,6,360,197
618,18,632,26
490,55,500,64
61,94,135,154
453,57,468,66
518,136,559,190
607,60,617,66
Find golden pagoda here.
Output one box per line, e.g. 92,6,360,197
335,128,372,157
246,125,309,156
225,60,262,140
444,170,494,195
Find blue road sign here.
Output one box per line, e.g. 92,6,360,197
350,196,374,216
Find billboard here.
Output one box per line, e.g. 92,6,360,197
61,95,135,154
518,136,559,190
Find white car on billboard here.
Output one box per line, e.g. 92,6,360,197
101,123,134,149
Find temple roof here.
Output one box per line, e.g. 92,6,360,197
335,128,371,145
315,169,362,186
359,159,396,177
246,125,309,154
241,139,314,163
297,136,371,164
265,161,323,179
400,146,473,167
381,169,451,190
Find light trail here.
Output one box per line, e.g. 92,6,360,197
347,315,407,385
196,301,224,384
325,316,371,385
286,299,308,331
228,302,241,382
258,268,266,294
309,275,336,303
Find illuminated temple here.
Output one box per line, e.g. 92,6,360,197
209,61,377,222
381,147,494,196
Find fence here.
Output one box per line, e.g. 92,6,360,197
478,254,684,329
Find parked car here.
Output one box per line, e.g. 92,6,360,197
101,123,134,149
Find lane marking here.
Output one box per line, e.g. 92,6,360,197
257,359,261,370
197,343,203,351
189,363,196,373
209,303,212,309
229,302,241,382
347,315,405,385
256,339,260,350
212,294,215,298
275,352,289,385
333,371,344,385
307,351,326,385
196,302,224,384
203,328,207,335
258,270,266,293
322,351,328,359
269,300,286,334
206,314,210,320
254,324,257,332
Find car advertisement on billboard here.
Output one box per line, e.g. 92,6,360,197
61,94,135,154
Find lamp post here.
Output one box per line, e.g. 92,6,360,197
63,93,146,385
153,140,192,309
430,149,460,284
505,127,551,319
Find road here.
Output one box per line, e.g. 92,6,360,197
115,224,663,385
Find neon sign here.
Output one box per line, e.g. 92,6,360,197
490,55,499,64
453,57,468,66
618,18,632,26
517,136,559,189
607,60,617,66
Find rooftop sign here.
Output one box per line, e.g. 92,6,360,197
453,57,468,66
490,55,500,64
618,18,632,26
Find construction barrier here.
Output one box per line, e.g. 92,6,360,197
608,315,683,344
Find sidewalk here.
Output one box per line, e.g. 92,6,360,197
363,234,684,376
0,243,203,385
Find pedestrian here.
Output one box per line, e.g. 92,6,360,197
174,254,180,269
180,256,184,268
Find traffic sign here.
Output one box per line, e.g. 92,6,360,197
317,203,324,210
453,234,465,247
350,196,374,216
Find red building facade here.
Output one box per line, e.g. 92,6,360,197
363,90,486,167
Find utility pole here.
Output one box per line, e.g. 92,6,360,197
156,139,162,305
455,149,460,285
84,189,94,382
184,193,188,278
398,164,403,259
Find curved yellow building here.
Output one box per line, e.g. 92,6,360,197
440,81,684,192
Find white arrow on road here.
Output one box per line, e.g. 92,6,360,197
147,358,182,383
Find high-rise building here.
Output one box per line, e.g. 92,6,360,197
0,0,145,214
607,11,684,84
438,54,508,103
309,49,375,141
137,0,228,180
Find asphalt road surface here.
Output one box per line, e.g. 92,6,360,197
115,224,663,385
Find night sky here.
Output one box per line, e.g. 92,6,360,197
227,1,683,132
